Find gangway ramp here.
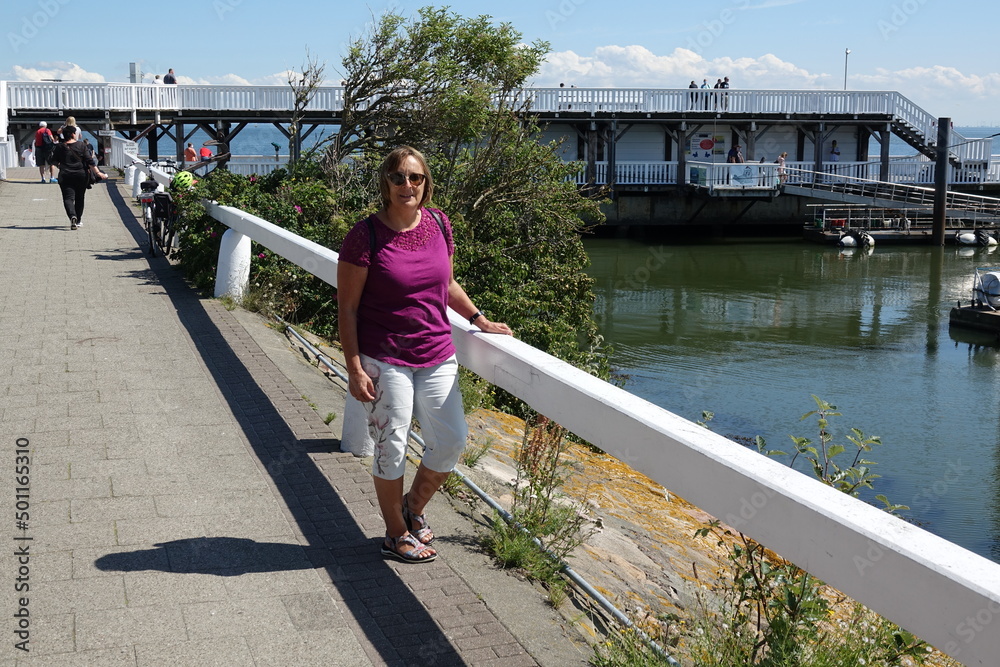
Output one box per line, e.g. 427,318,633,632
782,170,1000,219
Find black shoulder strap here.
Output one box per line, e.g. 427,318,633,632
367,209,447,261
366,216,376,258
428,208,446,236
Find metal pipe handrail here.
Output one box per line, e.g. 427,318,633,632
273,315,680,664
781,166,1000,214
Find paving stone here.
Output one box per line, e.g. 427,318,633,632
134,637,255,667
280,591,345,631
32,576,127,614
246,629,372,667
70,496,157,523
113,516,207,546
74,606,187,651
34,520,118,551
123,571,229,606
13,646,137,666
181,597,296,640
22,612,75,656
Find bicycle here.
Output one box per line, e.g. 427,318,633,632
134,141,230,257
134,159,180,257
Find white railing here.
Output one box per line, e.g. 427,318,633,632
10,81,998,184
4,81,974,143
225,156,289,176
128,183,1000,666
5,81,344,112
570,159,1000,187
0,134,17,180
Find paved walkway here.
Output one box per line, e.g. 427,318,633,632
0,168,590,666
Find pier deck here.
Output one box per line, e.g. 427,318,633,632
0,168,586,666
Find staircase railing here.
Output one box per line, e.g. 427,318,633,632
784,167,1000,215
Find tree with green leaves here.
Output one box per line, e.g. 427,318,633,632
175,6,612,410
330,7,612,386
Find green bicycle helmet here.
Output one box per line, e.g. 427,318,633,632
172,171,194,189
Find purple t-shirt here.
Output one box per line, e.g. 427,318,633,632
339,208,456,368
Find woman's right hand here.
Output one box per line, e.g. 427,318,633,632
347,369,376,402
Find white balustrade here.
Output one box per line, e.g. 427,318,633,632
200,199,1000,667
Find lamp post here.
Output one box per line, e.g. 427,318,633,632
844,48,851,91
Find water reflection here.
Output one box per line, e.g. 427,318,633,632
949,326,1000,367
586,240,1000,562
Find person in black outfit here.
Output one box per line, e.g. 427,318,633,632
52,126,107,230
163,68,177,84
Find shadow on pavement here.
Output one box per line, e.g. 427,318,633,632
100,181,464,665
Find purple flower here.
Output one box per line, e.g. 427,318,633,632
294,205,302,214
258,253,266,259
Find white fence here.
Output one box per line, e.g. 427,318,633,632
113,157,1000,665
6,81,992,164
571,158,1000,187
0,135,17,180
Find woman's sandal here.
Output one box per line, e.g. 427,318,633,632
402,494,435,545
381,532,436,564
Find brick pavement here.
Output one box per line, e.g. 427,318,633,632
0,168,587,666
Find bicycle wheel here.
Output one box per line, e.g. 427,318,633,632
162,216,177,258
153,212,166,256
143,202,157,257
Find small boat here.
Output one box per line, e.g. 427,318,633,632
954,230,998,247
949,267,1000,336
836,230,875,249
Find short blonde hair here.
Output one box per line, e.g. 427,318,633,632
378,146,433,209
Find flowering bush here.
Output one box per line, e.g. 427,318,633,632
171,168,349,338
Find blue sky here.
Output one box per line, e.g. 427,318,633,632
3,0,999,124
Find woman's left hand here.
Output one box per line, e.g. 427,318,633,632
476,318,513,336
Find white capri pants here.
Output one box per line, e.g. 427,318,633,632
343,354,468,480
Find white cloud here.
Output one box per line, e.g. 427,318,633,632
13,62,105,83
182,73,255,86
536,46,824,89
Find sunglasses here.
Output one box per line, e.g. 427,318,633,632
387,172,426,186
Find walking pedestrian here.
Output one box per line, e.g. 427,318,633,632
34,121,57,183
52,125,107,230
337,145,512,563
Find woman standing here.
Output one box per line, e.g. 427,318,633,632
777,151,788,183
337,146,512,563
52,126,107,229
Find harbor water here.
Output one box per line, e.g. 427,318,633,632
585,238,1000,563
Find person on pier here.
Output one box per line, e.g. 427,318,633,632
337,146,512,563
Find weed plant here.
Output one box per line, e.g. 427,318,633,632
482,415,594,605
676,396,938,667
